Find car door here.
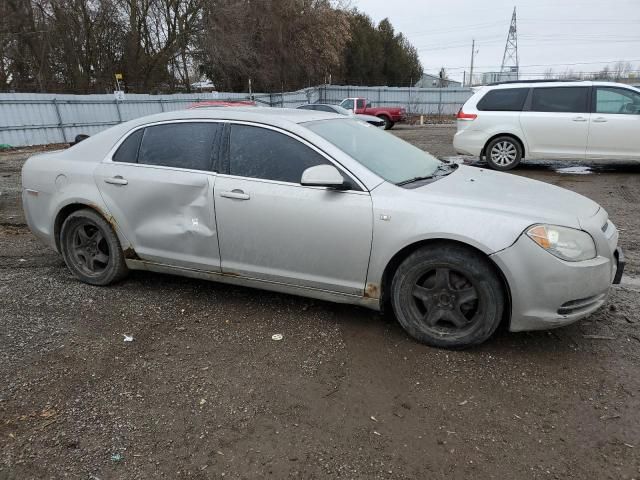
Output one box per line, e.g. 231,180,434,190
587,86,640,159
214,123,373,295
519,86,590,159
94,121,223,271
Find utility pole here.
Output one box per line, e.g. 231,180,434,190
469,39,476,87
500,7,519,81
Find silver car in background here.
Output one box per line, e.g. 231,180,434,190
22,108,624,348
297,103,386,127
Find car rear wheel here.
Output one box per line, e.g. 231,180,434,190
60,209,128,286
390,244,505,349
379,116,394,130
485,136,522,171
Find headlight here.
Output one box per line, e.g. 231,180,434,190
526,224,596,262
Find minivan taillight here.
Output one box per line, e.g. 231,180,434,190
457,109,477,121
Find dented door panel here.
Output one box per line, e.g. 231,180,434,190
94,163,220,271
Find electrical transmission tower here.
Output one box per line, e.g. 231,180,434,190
500,7,519,80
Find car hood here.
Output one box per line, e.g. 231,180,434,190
411,165,600,228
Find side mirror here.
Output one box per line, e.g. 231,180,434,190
301,165,350,190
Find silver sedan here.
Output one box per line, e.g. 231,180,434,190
21,108,624,348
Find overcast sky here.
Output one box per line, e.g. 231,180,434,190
352,0,640,83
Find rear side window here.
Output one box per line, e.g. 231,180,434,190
138,122,221,171
298,105,315,111
229,124,330,183
315,105,336,113
113,129,143,163
531,87,589,113
477,88,528,111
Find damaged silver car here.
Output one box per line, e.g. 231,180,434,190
22,108,624,348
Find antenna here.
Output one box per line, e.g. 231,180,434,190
500,7,519,80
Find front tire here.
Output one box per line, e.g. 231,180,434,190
60,209,128,286
390,244,505,349
380,116,394,130
485,136,522,171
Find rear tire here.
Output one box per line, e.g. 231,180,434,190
390,244,505,349
485,136,522,171
60,209,129,286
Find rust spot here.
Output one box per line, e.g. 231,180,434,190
123,247,140,260
222,271,241,277
364,283,380,299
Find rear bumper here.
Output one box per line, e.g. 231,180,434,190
453,129,484,157
491,233,618,332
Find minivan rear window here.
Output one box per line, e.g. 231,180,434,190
477,88,528,111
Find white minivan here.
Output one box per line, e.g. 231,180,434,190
453,81,640,170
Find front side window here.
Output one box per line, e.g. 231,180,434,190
340,99,354,110
595,87,640,114
229,124,330,183
531,87,589,113
477,88,528,111
137,122,221,171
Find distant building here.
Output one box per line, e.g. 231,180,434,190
481,70,518,85
415,73,462,88
190,79,216,92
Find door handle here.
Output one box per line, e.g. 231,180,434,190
572,116,587,122
593,117,608,123
104,176,128,186
220,189,250,200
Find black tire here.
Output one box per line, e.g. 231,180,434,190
390,244,505,349
380,116,394,130
59,209,128,286
485,136,522,171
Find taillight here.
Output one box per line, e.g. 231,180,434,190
457,109,477,121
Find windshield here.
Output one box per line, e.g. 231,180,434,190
305,119,441,184
331,105,353,116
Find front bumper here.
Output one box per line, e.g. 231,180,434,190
491,232,619,332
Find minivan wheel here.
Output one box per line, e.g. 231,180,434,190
390,244,505,349
485,136,522,171
60,209,128,286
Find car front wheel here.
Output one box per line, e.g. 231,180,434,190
485,136,522,171
60,209,129,286
390,244,505,349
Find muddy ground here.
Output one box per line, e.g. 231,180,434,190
1,126,639,479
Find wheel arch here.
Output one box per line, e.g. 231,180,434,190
379,238,512,329
481,133,526,159
53,201,129,254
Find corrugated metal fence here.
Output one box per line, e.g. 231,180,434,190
0,85,472,147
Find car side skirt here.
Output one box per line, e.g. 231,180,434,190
126,259,381,311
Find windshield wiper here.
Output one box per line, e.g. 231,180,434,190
396,162,458,186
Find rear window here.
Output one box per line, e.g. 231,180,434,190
531,87,589,113
477,88,528,111
138,122,221,171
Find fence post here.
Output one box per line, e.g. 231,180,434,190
114,98,123,123
52,98,66,143
159,98,165,112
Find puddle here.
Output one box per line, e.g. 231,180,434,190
555,166,593,175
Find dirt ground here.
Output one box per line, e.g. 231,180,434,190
1,126,639,479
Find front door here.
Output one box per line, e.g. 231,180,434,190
587,86,640,160
95,121,223,271
519,86,590,159
214,123,373,295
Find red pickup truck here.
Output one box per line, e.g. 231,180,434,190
339,97,407,130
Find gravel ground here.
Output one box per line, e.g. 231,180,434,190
1,127,639,479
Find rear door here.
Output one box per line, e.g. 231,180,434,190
95,121,223,271
214,123,373,295
519,86,590,159
587,86,640,159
